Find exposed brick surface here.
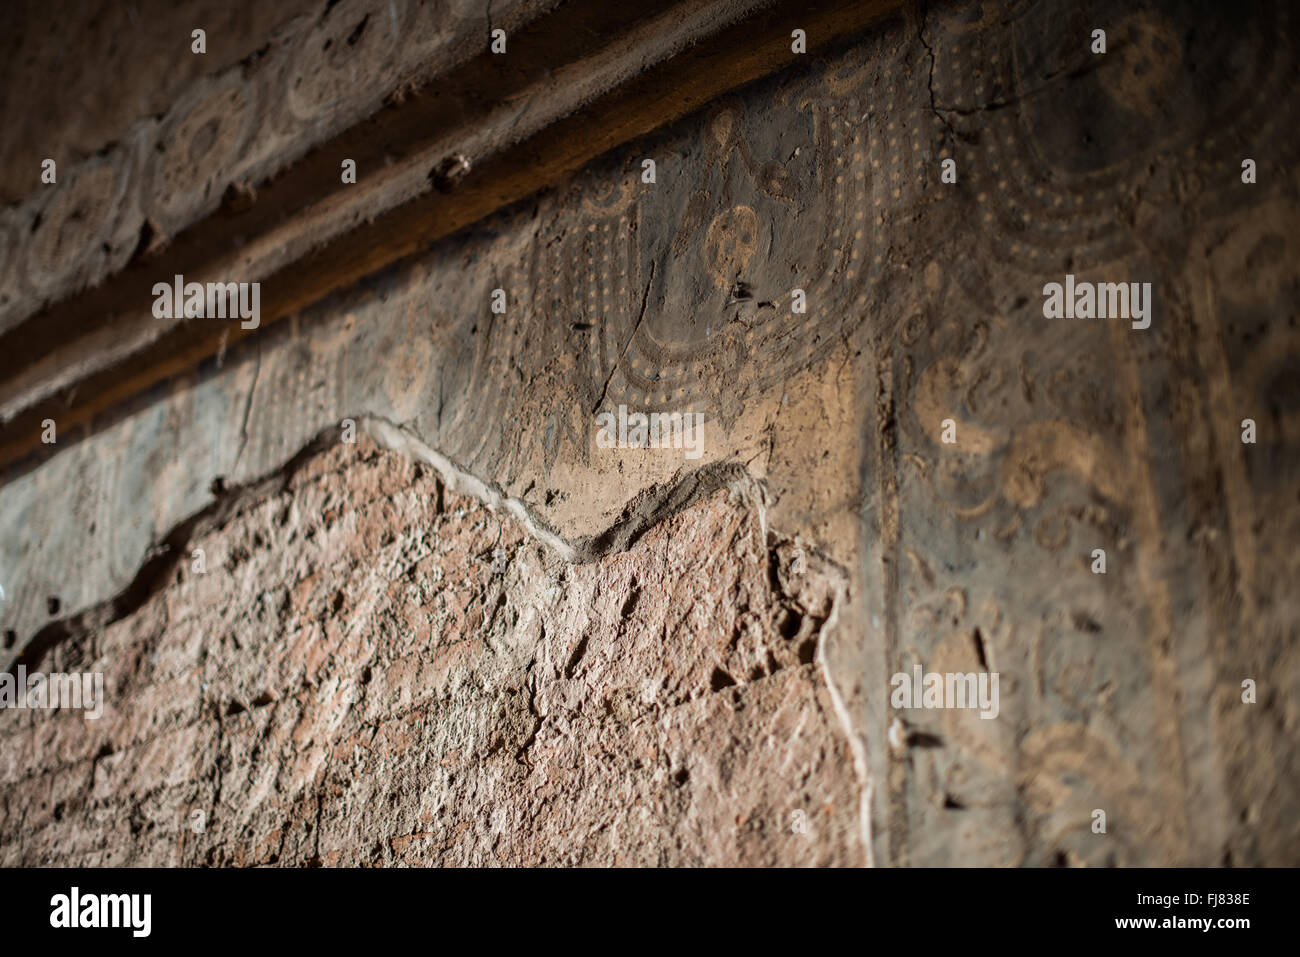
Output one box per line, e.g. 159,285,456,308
0,439,859,865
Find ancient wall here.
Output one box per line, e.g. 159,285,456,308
2,438,860,866
1,0,1298,867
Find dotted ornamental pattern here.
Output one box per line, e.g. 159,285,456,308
1,0,1297,868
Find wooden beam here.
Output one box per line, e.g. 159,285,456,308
0,0,903,479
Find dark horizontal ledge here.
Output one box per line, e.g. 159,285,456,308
0,0,903,480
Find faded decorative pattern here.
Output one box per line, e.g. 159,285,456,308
1,0,1298,865
0,0,551,334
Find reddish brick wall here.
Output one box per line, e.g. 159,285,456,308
1,438,862,865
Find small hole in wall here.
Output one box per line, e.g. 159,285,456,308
710,667,736,692
797,637,817,665
3,630,15,649
346,15,369,47
776,606,803,640
46,596,61,616
620,583,640,619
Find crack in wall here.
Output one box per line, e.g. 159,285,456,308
591,260,656,415
816,595,874,867
3,412,875,865
10,413,771,665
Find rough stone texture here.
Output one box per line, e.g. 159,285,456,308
2,0,1299,867
0,438,861,865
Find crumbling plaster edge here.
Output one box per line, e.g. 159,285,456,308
7,413,877,863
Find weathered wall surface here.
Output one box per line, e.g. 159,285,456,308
2,438,860,866
2,0,1298,866
0,0,556,331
